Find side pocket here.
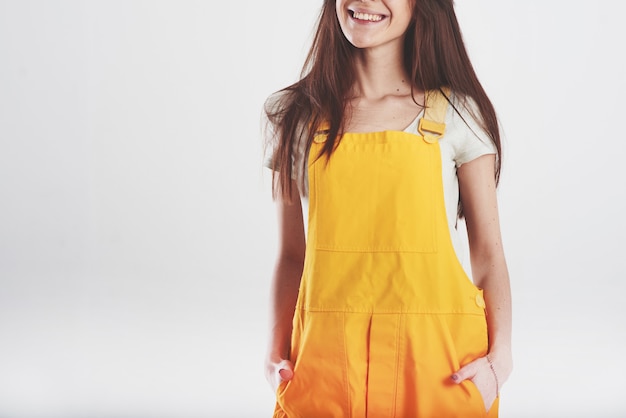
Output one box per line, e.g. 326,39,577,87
277,311,348,417
464,379,488,417
276,379,289,396
275,373,294,415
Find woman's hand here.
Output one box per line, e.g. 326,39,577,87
265,356,294,393
451,353,510,412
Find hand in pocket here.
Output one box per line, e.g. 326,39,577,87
451,356,498,412
265,357,294,393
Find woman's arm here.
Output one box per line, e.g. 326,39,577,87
265,178,306,392
453,153,513,408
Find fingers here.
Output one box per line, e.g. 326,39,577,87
451,357,498,412
266,358,294,393
277,359,294,381
451,359,480,383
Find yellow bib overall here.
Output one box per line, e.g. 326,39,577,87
273,90,498,418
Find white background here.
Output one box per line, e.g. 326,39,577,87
0,1,624,417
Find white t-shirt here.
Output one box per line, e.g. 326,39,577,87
263,95,496,276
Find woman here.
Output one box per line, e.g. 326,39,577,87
263,1,512,416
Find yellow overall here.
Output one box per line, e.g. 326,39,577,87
273,90,498,418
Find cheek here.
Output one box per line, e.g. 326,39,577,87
335,3,350,38
396,5,414,34
402,0,413,18
335,0,345,19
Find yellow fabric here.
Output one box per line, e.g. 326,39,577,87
273,89,498,418
419,88,449,144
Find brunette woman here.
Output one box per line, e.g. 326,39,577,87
263,1,512,416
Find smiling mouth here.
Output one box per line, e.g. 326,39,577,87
349,10,386,22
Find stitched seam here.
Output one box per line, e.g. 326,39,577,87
341,312,351,418
296,306,486,315
391,314,402,418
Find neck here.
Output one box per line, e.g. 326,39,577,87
351,41,411,99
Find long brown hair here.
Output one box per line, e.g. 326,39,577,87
265,0,501,202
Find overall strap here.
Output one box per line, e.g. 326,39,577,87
418,87,451,143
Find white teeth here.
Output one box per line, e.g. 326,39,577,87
353,12,383,22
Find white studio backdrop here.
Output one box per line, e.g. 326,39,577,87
0,1,624,417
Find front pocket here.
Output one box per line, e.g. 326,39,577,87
309,134,438,253
277,312,349,417
464,379,488,417
275,379,289,397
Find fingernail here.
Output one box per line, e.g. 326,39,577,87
451,374,459,381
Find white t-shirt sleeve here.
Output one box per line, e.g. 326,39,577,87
448,96,497,167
